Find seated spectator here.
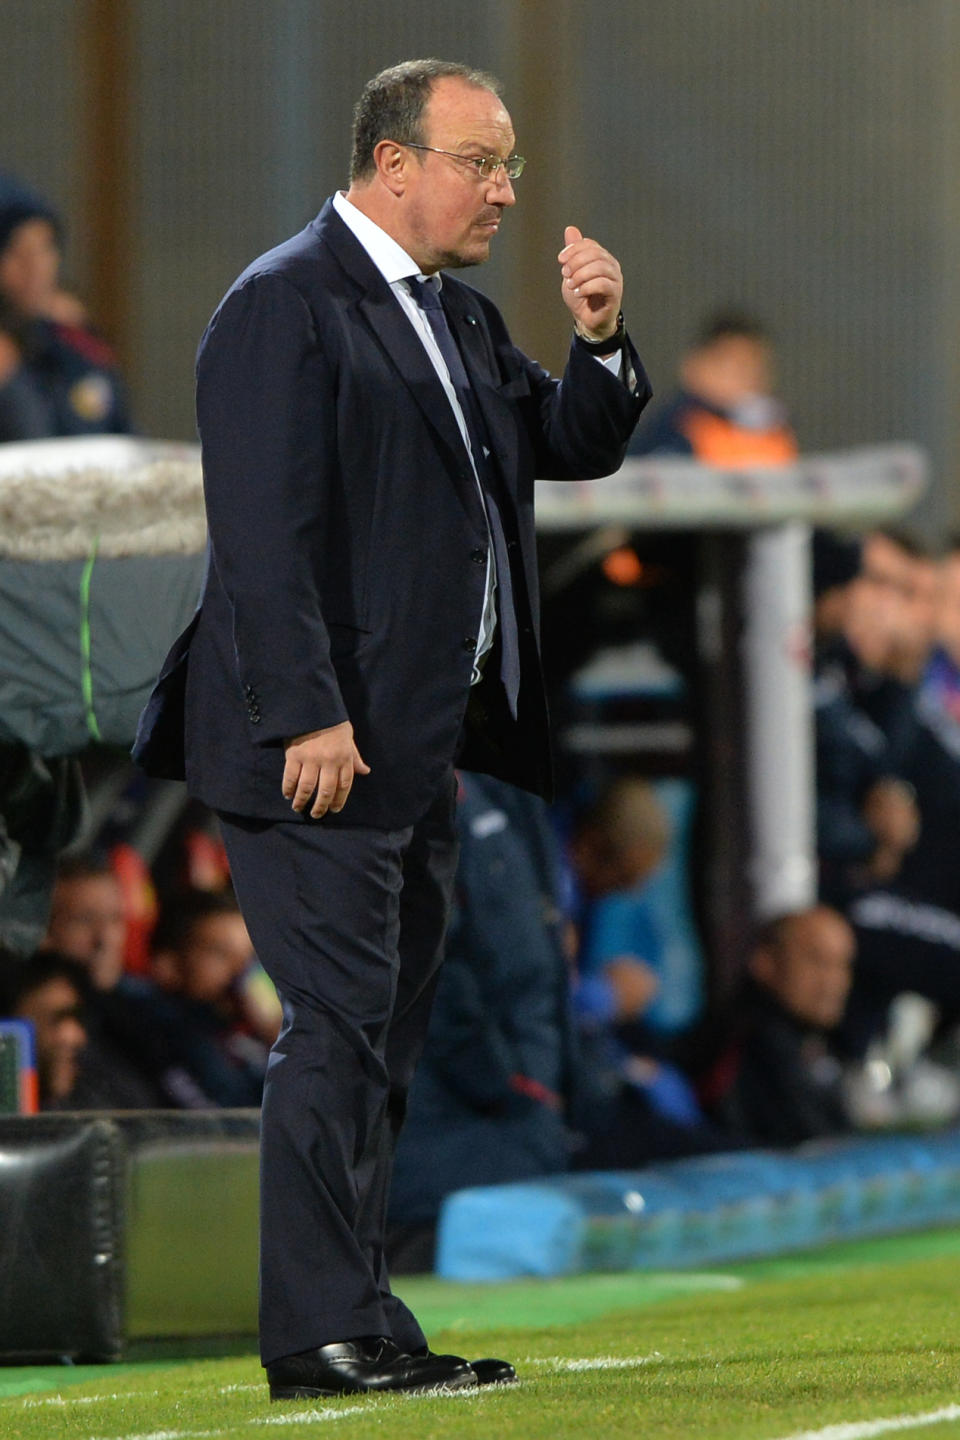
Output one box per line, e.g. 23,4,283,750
814,531,960,1052
45,852,128,990
388,774,576,1271
628,310,797,465
567,777,725,1167
41,854,166,1106
43,858,275,1108
0,951,88,1107
812,530,921,908
569,776,671,1035
0,171,130,441
145,888,273,1108
698,906,856,1146
922,538,960,724
572,776,703,1041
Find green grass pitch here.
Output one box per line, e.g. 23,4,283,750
4,1228,960,1439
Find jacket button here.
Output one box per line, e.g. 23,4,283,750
507,539,518,552
462,636,476,652
470,547,486,565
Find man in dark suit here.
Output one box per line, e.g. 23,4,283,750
135,58,648,1398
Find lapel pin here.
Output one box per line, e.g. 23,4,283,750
465,314,478,326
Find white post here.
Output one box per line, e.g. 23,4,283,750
742,522,816,918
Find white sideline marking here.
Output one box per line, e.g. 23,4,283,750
772,1403,960,1440
253,1387,487,1422
650,1273,745,1291
88,1431,220,1440
23,1391,161,1407
251,1408,365,1425
524,1352,663,1371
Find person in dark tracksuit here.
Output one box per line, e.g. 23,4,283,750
387,772,575,1269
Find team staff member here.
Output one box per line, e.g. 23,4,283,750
135,57,649,1399
0,172,130,440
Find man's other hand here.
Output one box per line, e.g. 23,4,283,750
558,225,624,343
282,721,371,818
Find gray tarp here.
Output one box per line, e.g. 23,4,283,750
0,553,205,754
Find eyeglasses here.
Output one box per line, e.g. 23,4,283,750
402,143,525,181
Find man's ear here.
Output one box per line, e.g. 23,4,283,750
151,949,180,990
372,139,409,196
748,945,777,988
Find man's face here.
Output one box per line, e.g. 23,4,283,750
16,976,87,1103
0,217,61,316
752,909,855,1030
46,874,127,991
937,554,960,665
857,534,937,678
401,77,516,272
174,913,254,1005
681,336,776,411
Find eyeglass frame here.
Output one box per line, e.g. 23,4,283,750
400,142,525,181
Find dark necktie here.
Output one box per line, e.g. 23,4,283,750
410,276,521,717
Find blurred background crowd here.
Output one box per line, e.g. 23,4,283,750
4,2,960,1275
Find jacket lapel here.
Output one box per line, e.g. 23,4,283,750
441,282,521,508
317,206,485,527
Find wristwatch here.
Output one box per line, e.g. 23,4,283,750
574,310,625,353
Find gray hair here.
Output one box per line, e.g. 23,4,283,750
349,58,502,182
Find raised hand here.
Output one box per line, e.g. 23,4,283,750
557,224,624,343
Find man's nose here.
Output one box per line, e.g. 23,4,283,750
61,1017,87,1050
487,169,516,205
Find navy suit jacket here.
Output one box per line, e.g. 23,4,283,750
134,199,650,827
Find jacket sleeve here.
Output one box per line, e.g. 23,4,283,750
476,293,652,482
533,334,652,481
195,273,349,745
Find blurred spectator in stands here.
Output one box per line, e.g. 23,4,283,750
41,854,166,1106
45,852,127,990
0,945,159,1108
0,171,130,441
0,951,88,1107
861,530,940,690
812,530,921,909
838,532,960,1054
628,310,797,465
809,530,960,1054
572,777,670,1035
567,776,724,1167
388,774,576,1270
922,538,960,724
145,888,273,1108
698,906,855,1146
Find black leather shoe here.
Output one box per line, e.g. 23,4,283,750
414,1346,518,1386
267,1336,476,1399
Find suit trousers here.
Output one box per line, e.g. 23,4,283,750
218,766,459,1366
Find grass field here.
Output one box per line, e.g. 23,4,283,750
5,1228,960,1440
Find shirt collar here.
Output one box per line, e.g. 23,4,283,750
332,190,436,289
